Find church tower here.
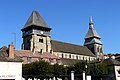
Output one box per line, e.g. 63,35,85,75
21,11,51,53
84,17,103,59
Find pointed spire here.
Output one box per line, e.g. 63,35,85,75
89,16,94,29
22,10,50,30
90,16,93,23
85,17,100,39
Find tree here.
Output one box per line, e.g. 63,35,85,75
53,64,66,76
22,61,52,76
74,60,87,74
89,63,108,75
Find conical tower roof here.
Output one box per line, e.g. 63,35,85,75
85,17,100,39
22,11,50,30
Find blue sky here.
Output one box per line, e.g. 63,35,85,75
0,0,120,54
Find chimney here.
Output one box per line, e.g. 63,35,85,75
9,43,15,59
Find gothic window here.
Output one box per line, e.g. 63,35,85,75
39,38,43,43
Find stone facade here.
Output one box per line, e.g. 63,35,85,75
54,52,95,61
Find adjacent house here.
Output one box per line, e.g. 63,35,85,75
0,43,22,80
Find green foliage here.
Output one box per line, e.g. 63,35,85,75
53,64,66,76
87,63,108,75
22,60,108,77
22,61,51,76
73,61,87,74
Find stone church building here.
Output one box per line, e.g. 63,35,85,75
20,11,103,65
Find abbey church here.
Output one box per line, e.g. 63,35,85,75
19,11,103,64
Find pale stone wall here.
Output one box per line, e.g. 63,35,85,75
30,35,51,53
54,52,95,61
94,44,103,59
0,62,22,80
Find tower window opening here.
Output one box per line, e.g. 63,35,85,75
39,38,43,43
38,49,43,54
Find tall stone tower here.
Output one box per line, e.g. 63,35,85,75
84,17,103,59
21,11,51,53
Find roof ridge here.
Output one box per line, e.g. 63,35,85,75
51,40,83,47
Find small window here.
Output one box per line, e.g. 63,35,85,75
73,55,74,59
39,38,43,43
69,54,71,58
62,54,64,58
79,56,81,60
57,59,61,64
83,57,84,60
49,58,54,64
38,58,43,61
38,49,43,54
28,57,32,62
76,56,78,59
65,54,67,58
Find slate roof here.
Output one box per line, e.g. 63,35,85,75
85,17,100,39
103,58,120,66
51,40,95,57
84,38,102,45
0,46,22,62
22,11,50,30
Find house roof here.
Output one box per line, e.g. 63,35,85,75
42,52,58,59
22,11,50,30
15,50,41,57
15,50,57,59
103,58,120,66
0,46,22,62
85,17,100,39
51,40,95,57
